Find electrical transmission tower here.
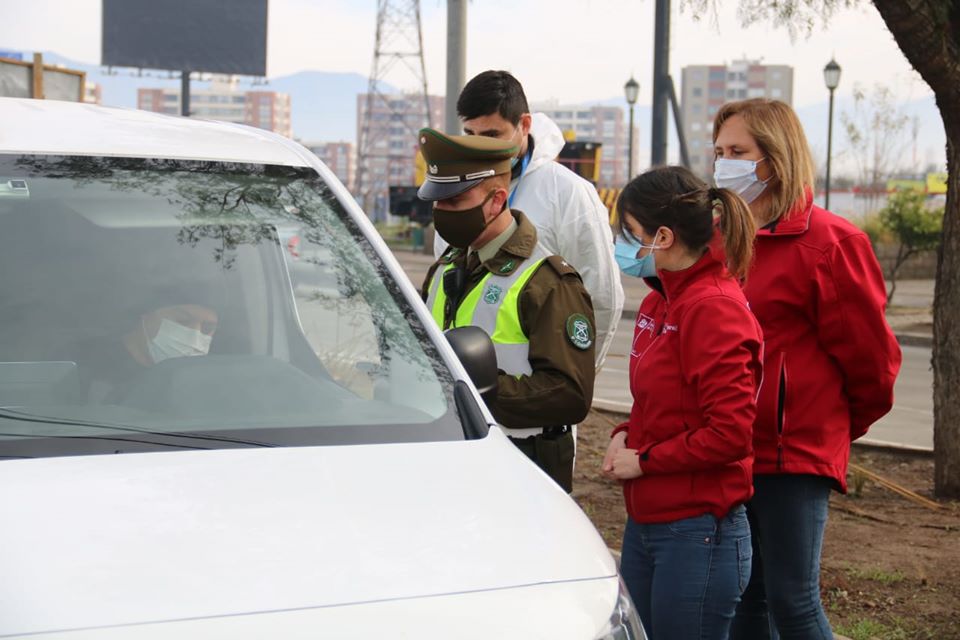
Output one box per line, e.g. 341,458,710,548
355,0,432,221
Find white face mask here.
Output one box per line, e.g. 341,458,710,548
714,157,770,204
146,317,212,364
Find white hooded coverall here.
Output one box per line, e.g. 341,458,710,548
434,112,625,370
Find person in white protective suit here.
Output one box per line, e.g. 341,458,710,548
434,70,624,371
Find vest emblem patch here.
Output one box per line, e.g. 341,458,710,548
483,284,503,305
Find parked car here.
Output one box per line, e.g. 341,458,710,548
0,98,644,639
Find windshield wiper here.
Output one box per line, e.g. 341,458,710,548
0,430,211,451
0,407,276,449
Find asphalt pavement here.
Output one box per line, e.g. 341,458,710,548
595,317,933,451
390,248,935,452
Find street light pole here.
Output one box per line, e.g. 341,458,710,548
624,76,639,181
445,0,467,134
823,58,841,211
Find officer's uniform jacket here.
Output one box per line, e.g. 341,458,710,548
421,211,596,430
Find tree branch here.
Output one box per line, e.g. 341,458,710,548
872,0,960,100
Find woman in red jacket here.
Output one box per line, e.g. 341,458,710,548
713,99,902,640
602,166,763,640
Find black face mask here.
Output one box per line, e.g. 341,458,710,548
433,190,501,249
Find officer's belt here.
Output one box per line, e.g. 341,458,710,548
501,425,571,439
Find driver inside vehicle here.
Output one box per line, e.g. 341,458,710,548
128,304,219,367
74,298,219,404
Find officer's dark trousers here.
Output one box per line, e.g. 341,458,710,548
509,429,575,493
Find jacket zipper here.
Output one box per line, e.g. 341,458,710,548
776,357,786,471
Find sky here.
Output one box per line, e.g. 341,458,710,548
1,0,931,109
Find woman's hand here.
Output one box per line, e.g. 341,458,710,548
601,431,627,479
601,431,628,481
608,447,644,481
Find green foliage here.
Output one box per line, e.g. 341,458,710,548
879,190,943,254
877,189,942,301
681,0,861,38
855,213,893,247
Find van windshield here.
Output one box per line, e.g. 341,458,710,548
0,155,461,459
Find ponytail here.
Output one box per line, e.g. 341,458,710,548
709,187,756,279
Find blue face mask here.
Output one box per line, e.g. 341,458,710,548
615,236,659,278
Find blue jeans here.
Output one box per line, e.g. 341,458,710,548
730,474,834,640
620,505,752,640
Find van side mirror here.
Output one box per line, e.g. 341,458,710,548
444,326,498,403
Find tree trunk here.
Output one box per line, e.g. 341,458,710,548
933,120,960,498
871,0,960,497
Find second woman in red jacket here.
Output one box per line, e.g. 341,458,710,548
602,166,763,640
715,99,902,640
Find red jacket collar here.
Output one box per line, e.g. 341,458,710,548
756,186,814,237
646,248,726,302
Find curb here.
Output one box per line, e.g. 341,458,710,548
853,438,933,455
592,398,632,414
896,332,933,348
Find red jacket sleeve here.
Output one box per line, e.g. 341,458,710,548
640,297,763,474
813,233,902,440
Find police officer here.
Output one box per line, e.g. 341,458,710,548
417,127,596,492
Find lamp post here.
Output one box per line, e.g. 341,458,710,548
624,76,639,180
823,58,841,211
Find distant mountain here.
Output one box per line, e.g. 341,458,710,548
21,51,393,143
795,95,946,175
13,51,947,171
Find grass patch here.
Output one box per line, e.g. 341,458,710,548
835,618,908,640
845,565,906,584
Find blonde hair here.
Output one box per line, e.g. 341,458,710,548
713,99,815,223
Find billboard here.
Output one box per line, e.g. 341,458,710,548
102,0,268,76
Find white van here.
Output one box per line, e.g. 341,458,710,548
0,98,644,639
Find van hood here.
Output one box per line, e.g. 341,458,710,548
0,431,616,636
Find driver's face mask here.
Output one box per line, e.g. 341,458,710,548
145,317,212,364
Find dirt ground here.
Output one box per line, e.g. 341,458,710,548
573,410,960,640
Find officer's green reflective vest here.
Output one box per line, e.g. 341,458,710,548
425,245,550,376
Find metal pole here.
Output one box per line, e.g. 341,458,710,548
667,76,690,169
628,104,635,180
180,70,191,117
650,0,670,166
445,0,467,134
826,87,835,211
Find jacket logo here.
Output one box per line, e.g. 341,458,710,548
636,313,656,335
483,284,503,304
428,164,439,174
499,259,516,273
663,323,678,333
